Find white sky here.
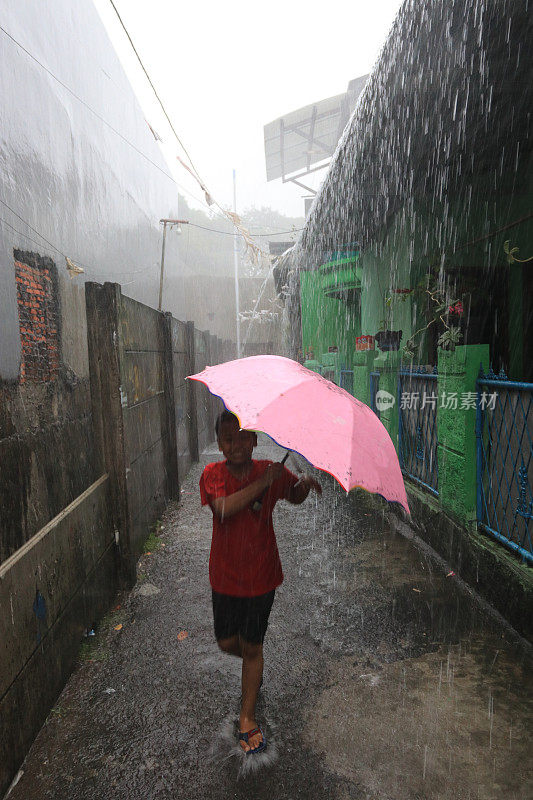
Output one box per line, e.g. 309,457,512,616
93,0,404,219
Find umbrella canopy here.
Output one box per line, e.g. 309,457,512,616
188,355,409,514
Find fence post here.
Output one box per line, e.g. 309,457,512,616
371,350,401,446
186,321,199,462
352,350,375,405
85,282,135,586
161,312,180,498
437,344,489,525
204,332,215,440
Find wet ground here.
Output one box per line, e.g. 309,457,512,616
7,438,533,800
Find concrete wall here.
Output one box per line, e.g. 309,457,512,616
0,475,116,795
1,280,225,796
0,250,97,563
85,282,224,577
171,319,193,480
120,296,170,558
194,329,210,454
0,0,182,381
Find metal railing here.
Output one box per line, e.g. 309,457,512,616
398,366,439,495
476,368,533,564
370,371,380,418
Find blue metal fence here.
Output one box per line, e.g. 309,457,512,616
370,371,380,418
398,366,439,495
476,368,533,564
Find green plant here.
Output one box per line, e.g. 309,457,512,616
143,520,163,553
78,640,110,663
381,288,415,333
402,271,464,359
504,240,533,265
437,325,463,350
378,295,394,331
143,531,162,552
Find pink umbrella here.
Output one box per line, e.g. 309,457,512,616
188,355,409,514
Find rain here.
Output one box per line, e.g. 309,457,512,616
0,0,532,799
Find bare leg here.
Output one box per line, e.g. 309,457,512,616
239,641,264,752
217,635,243,658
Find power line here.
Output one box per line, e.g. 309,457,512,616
0,199,69,260
0,24,226,220
0,25,178,183
187,222,303,237
102,1,278,266
0,20,300,277
107,0,202,183
0,216,59,256
0,199,156,278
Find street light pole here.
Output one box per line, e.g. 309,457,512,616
233,169,241,358
158,218,188,312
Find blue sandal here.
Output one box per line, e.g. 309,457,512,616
239,726,267,755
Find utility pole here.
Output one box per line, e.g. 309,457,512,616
233,169,241,359
158,218,188,312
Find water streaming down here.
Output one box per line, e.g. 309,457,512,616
273,1,533,793
284,0,532,373
3,1,532,797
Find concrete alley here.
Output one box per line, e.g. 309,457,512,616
7,439,533,800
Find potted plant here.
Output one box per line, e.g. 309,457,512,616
375,327,403,351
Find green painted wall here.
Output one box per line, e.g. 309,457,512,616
437,344,490,524
300,270,361,368
297,176,532,526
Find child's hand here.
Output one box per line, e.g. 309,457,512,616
262,462,285,487
298,475,322,495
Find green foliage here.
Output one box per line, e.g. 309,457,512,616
402,342,417,360
504,239,533,264
78,639,109,663
437,325,463,350
143,519,164,553
401,268,464,358
143,530,162,553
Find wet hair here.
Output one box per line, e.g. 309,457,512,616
215,410,240,437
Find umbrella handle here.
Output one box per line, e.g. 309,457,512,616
251,452,291,512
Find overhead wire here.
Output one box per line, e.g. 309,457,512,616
0,199,156,278
103,1,285,267
186,222,303,237
1,22,298,244
107,0,202,183
0,199,297,292
0,15,299,290
0,23,228,221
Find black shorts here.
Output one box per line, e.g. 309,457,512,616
212,589,275,645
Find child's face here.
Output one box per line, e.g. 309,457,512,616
217,419,256,466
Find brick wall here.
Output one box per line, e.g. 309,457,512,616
14,252,60,382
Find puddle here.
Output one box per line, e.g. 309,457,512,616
305,639,533,799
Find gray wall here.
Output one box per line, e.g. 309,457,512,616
0,0,181,380
1,281,225,796
120,296,170,557
194,329,211,454
0,474,116,796
171,318,193,479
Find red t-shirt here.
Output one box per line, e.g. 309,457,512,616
199,459,298,597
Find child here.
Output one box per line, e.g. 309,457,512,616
199,410,322,755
